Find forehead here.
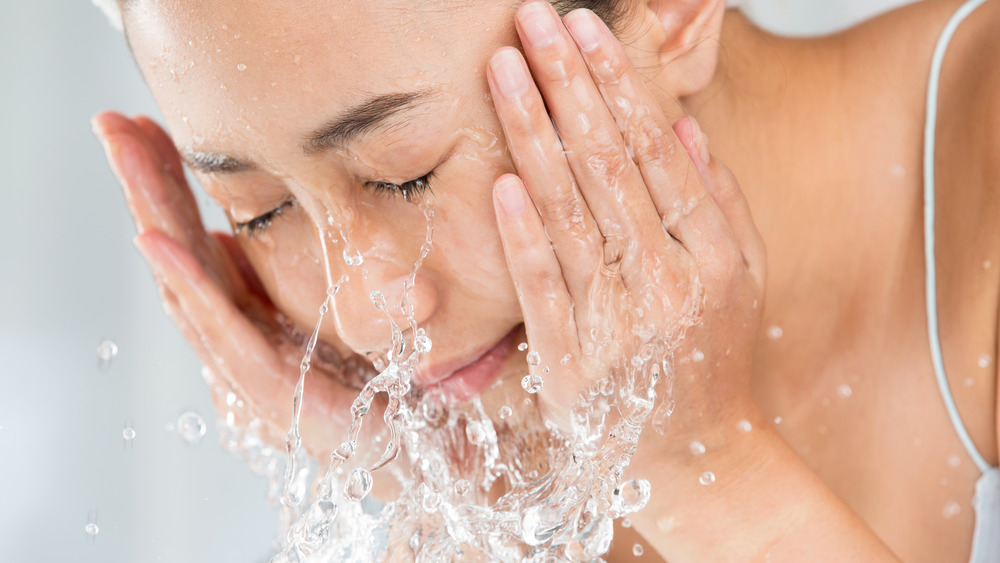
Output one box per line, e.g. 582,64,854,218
125,0,515,154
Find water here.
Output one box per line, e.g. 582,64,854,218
177,411,207,445
698,472,716,486
632,543,643,556
96,339,118,370
195,202,704,562
122,422,136,450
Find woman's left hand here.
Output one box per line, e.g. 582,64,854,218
487,1,767,476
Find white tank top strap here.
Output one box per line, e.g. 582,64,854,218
922,0,994,475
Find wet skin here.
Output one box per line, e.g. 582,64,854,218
94,0,1000,561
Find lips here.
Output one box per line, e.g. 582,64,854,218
416,327,520,403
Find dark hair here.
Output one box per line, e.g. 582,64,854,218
550,0,634,34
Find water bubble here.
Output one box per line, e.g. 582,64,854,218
96,339,118,370
498,405,513,420
947,454,961,468
526,351,541,366
633,544,644,556
621,518,631,528
699,472,716,486
773,416,784,425
236,63,247,71
454,479,471,497
521,374,544,394
691,349,705,362
689,441,706,456
612,479,651,514
84,522,99,537
518,342,528,352
978,354,993,369
736,419,753,433
344,468,373,502
942,501,961,519
369,291,386,310
560,353,572,366
465,421,486,445
766,326,784,340
837,384,853,398
177,411,207,445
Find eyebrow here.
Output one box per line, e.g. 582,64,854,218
303,90,432,154
181,90,433,175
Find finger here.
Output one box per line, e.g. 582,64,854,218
487,47,604,301
563,9,738,262
132,115,188,191
513,2,665,244
674,118,766,287
493,174,584,404
134,230,352,447
94,112,210,259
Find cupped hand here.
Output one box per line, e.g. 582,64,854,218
92,112,382,461
487,3,766,453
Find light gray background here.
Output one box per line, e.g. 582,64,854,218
0,2,917,562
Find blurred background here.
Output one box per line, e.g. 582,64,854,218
0,1,918,562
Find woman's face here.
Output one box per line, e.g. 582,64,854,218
126,0,531,403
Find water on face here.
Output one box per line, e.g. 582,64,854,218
209,204,702,562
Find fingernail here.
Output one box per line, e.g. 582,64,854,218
519,1,558,48
564,10,603,53
491,49,530,98
495,175,526,216
690,117,711,165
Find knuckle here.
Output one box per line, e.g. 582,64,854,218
583,131,631,182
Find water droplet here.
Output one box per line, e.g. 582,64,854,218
942,501,961,518
964,377,976,387
526,351,541,366
454,479,471,497
225,391,236,406
560,353,572,366
689,441,706,456
122,424,136,443
236,63,247,71
766,326,784,340
947,454,961,468
414,332,432,354
177,411,207,445
369,291,386,310
633,544,644,556
518,342,528,352
332,441,355,461
691,349,705,362
612,479,651,514
699,472,716,486
984,259,993,270
564,515,613,559
498,405,512,419
465,421,486,445
343,248,364,266
621,518,631,528
96,339,118,370
420,484,442,513
837,384,853,398
344,468,373,502
521,374,543,394
84,522,99,536
978,354,992,369
773,416,783,425
737,419,752,433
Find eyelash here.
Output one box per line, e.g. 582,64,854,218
235,200,294,236
235,171,435,237
367,171,435,202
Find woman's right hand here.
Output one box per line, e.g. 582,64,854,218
92,111,381,461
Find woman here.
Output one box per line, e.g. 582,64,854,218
92,0,998,560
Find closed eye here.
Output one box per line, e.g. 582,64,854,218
367,171,435,202
235,200,294,236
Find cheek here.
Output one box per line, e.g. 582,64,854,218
243,220,330,330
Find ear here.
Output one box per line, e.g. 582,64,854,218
630,0,727,98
